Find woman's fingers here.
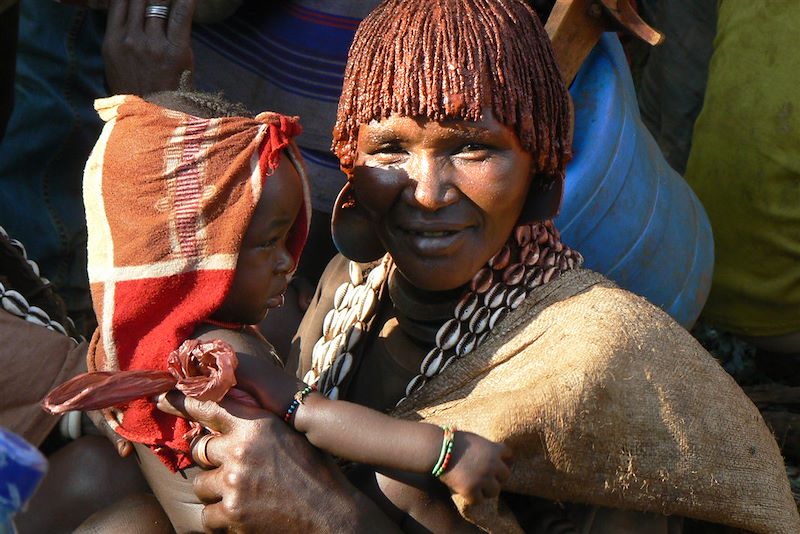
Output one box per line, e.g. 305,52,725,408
103,0,193,93
200,501,232,532
193,469,223,504
107,0,128,31
156,391,266,433
143,0,170,38
190,431,232,470
155,392,232,433
126,0,146,33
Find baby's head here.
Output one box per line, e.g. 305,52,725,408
147,90,305,326
214,157,303,325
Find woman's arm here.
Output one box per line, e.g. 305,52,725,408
157,392,402,533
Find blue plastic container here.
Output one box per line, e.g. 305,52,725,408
0,428,48,533
557,34,714,328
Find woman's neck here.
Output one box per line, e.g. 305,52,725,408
388,269,463,345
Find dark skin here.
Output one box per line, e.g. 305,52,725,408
154,113,533,532
159,153,509,532
103,0,196,95
353,110,534,291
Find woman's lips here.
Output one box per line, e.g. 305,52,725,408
397,226,470,256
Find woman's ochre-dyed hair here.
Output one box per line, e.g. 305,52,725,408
332,0,571,179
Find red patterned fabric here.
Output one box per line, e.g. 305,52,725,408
83,95,309,469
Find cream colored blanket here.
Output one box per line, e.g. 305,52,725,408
395,270,799,533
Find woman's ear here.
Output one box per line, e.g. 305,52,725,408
518,94,572,224
331,182,387,262
517,173,564,224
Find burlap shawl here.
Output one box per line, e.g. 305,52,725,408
394,269,799,533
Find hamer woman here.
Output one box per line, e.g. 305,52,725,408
159,0,800,532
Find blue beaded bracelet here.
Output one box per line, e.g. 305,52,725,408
283,385,315,424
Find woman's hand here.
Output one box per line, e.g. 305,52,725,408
439,432,513,504
102,0,195,95
157,392,401,533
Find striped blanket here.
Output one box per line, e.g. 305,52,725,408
83,95,309,469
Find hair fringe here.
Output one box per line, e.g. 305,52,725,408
332,0,571,180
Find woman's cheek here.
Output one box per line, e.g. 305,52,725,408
352,165,409,217
459,161,526,208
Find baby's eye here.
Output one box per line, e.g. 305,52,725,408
260,237,279,249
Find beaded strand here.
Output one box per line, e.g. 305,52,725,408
305,221,582,405
0,225,82,345
283,385,316,423
432,425,456,477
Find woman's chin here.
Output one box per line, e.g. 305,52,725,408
393,260,476,293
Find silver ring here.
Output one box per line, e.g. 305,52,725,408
145,4,170,20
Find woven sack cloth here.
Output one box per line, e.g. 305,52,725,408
394,269,800,533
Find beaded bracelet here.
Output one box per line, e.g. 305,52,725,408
283,385,316,424
432,425,456,478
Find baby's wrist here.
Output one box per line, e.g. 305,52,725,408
282,384,316,424
431,425,457,478
284,387,320,433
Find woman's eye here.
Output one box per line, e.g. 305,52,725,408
366,143,407,165
455,143,493,159
460,143,490,153
372,142,406,156
382,143,405,153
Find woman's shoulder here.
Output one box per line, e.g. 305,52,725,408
514,268,692,347
485,268,710,380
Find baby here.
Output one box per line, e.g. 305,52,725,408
45,91,510,532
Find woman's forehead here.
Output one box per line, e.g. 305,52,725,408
359,109,519,140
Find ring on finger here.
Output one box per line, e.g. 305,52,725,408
192,433,216,469
145,4,170,19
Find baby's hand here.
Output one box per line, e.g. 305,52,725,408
439,431,513,504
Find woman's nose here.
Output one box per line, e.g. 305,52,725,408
405,154,459,210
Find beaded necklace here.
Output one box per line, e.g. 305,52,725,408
0,226,82,345
304,220,582,404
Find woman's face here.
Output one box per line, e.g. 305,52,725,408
352,111,533,291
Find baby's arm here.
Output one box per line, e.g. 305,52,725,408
193,327,512,502
294,394,512,503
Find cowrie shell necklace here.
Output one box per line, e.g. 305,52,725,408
304,220,582,404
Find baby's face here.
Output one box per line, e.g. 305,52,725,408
214,159,303,325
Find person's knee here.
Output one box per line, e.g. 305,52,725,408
75,493,174,534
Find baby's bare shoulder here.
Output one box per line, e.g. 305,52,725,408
192,325,281,367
